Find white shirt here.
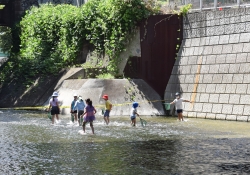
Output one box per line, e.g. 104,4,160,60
173,98,184,110
130,108,137,117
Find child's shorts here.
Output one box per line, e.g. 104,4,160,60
176,109,183,113
51,106,60,115
130,116,136,120
78,110,84,119
104,110,110,117
72,110,77,114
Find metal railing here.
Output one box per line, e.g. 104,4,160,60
167,0,250,11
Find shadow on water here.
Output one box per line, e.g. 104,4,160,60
28,140,180,175
1,110,250,174
218,163,250,174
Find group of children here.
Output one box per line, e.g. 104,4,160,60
70,94,113,134
48,91,190,134
48,92,140,134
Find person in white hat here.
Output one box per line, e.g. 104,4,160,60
48,92,60,124
73,96,85,126
71,93,78,123
170,92,191,121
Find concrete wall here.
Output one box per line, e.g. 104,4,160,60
165,8,250,121
0,66,165,116
118,28,141,75
43,70,164,116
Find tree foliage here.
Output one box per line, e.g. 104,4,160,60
0,26,12,54
0,0,158,85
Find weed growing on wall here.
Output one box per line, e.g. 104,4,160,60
81,0,159,76
173,4,192,16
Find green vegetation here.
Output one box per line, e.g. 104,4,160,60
96,73,115,79
0,26,12,54
0,5,5,10
173,3,192,16
0,0,159,86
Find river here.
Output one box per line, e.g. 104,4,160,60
0,110,250,174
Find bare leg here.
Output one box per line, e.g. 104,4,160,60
177,113,183,121
82,122,86,133
90,122,94,134
74,114,77,123
52,115,55,124
104,117,108,125
107,117,110,125
177,113,181,121
180,113,184,121
132,119,135,126
56,114,59,121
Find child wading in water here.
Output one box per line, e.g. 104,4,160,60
48,92,60,124
130,102,139,126
71,94,78,123
170,92,191,121
81,98,96,134
102,95,112,125
74,96,85,126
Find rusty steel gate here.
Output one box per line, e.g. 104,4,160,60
124,14,183,98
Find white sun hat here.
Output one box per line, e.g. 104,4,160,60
52,92,58,97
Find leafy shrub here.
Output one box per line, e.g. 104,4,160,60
1,0,158,85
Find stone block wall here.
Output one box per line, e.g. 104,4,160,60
164,8,250,121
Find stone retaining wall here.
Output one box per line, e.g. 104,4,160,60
165,8,250,121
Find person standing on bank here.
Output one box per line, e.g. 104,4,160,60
48,92,60,124
71,94,78,123
170,92,191,121
102,95,112,125
74,96,85,126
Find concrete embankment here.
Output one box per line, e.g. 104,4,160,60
0,68,165,116
45,78,165,116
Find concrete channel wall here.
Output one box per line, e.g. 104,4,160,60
164,8,250,121
43,75,165,116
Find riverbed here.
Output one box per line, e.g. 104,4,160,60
0,110,250,174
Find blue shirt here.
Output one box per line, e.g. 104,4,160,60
74,100,85,111
71,100,77,110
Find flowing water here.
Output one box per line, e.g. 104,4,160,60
1,110,250,174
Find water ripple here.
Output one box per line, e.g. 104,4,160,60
1,111,250,174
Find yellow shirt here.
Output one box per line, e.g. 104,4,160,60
105,100,112,110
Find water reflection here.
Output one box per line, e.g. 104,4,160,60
1,110,250,174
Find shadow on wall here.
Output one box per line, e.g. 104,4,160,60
165,37,204,116
0,69,68,108
129,79,164,115
164,46,183,116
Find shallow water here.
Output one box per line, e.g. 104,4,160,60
1,110,250,174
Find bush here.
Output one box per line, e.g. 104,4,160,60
1,0,158,85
